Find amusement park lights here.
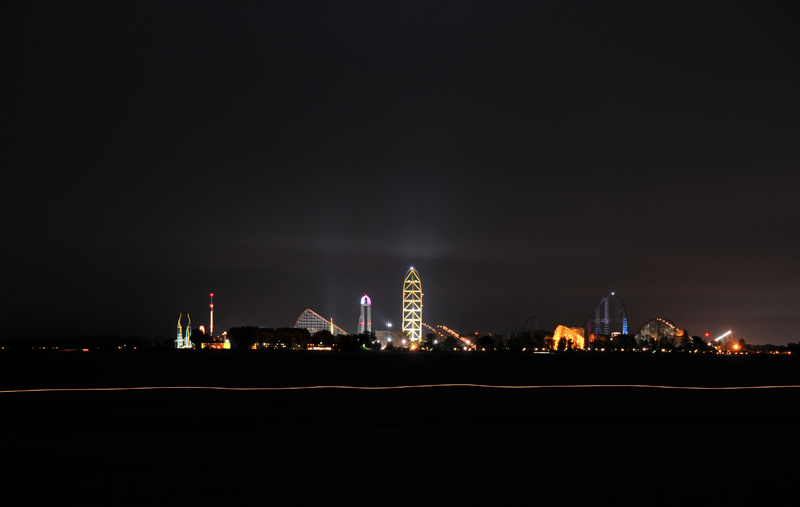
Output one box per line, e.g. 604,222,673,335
588,293,628,336
715,330,733,341
358,294,372,334
209,293,214,339
712,330,737,354
655,318,678,330
176,313,192,349
435,324,476,349
402,268,423,343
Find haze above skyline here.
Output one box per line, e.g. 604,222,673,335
5,1,799,343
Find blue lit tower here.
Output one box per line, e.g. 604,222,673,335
358,295,372,334
586,292,628,336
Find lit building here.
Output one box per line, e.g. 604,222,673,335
202,341,231,349
586,293,628,336
293,309,348,336
402,267,423,343
202,331,231,349
358,295,372,334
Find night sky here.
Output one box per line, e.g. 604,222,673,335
4,1,799,343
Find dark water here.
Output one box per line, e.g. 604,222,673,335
2,351,797,500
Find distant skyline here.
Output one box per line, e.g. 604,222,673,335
4,1,799,343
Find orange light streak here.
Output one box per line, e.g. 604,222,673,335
2,384,800,394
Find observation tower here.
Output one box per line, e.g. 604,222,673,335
402,267,423,343
358,295,372,334
209,293,214,339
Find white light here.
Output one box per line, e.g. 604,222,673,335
714,330,732,341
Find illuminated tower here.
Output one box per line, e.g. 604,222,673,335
586,292,628,336
185,313,192,348
402,267,423,343
358,295,372,334
209,293,214,339
176,313,184,348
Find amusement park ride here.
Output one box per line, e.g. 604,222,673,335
422,323,476,350
176,313,192,349
715,330,736,352
402,268,423,343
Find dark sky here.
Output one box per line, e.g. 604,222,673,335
4,1,799,343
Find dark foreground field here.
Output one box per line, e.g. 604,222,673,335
2,351,798,500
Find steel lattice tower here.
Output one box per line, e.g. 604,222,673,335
402,268,423,343
587,292,628,336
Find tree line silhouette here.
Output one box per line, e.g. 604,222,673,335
1,327,797,354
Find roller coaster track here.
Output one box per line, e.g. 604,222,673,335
422,323,476,350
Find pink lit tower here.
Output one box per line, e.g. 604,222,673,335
358,295,372,335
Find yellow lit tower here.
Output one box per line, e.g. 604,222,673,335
402,267,423,344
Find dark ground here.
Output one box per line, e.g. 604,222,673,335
2,351,798,500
